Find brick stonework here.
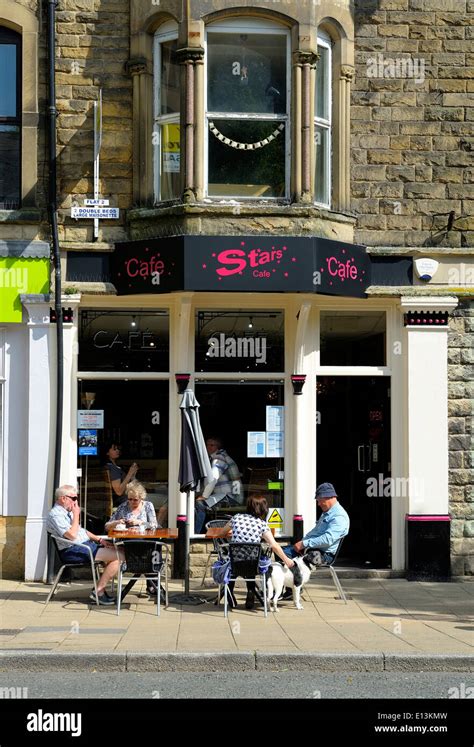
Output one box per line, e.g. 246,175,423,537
353,0,474,249
448,300,474,576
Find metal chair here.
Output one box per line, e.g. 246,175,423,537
114,540,169,616
45,534,102,606
200,517,231,587
222,542,269,618
318,537,348,604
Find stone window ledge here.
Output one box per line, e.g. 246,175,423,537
0,208,43,224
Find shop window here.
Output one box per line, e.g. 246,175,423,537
153,22,180,202
79,310,169,372
314,35,331,207
0,27,21,209
196,381,285,516
195,310,284,373
206,19,289,199
320,311,386,366
78,380,169,528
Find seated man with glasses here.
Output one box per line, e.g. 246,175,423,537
47,484,123,606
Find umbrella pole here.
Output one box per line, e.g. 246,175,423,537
184,490,191,596
169,489,205,605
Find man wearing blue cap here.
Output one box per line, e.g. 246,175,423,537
283,482,350,564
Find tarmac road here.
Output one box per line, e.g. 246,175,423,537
0,671,472,699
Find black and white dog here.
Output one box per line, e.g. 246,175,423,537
267,551,323,612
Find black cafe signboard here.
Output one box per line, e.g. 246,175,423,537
111,235,371,298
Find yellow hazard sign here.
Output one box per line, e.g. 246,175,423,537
267,508,284,536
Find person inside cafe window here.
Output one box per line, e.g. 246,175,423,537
102,442,139,503
194,437,243,534
47,484,124,606
221,493,296,610
105,480,159,597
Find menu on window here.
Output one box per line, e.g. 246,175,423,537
247,431,266,458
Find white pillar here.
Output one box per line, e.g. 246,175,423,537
291,300,316,535
169,294,194,525
60,295,81,486
399,297,458,515
22,295,54,581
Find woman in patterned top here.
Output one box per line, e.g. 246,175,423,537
105,480,158,531
222,494,295,610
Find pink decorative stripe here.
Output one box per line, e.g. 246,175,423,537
406,515,450,521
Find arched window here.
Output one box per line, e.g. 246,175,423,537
315,31,332,207
0,27,21,209
153,20,180,202
205,17,290,200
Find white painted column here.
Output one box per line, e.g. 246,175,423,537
60,296,81,486
22,295,54,581
399,297,458,516
291,300,317,535
169,294,194,525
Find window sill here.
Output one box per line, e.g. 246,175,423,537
0,208,42,223
129,201,356,224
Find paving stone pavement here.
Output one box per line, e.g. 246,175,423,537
0,577,473,667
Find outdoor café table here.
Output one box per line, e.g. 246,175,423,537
108,528,178,602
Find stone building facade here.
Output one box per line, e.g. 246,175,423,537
0,0,472,579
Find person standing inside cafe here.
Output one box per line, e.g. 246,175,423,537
194,437,243,534
103,442,139,503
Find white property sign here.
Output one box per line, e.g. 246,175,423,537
77,410,104,429
71,206,119,219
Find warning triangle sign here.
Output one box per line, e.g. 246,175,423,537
268,508,283,524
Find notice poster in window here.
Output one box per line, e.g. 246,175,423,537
266,431,284,458
78,429,98,456
162,123,180,173
247,431,266,458
266,405,284,433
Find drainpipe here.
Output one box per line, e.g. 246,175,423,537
47,0,64,579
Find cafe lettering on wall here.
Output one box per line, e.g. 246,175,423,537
111,236,371,298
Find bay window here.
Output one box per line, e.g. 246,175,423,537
206,19,289,200
315,34,332,207
153,22,180,202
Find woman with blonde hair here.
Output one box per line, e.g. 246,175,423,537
105,481,159,597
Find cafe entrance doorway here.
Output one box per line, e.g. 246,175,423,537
316,376,392,568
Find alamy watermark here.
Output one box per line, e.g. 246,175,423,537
207,334,267,364
366,474,425,499
367,54,426,85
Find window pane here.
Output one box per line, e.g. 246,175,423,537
320,311,386,366
316,45,329,121
196,381,285,515
207,32,287,114
0,45,16,117
315,125,330,205
208,120,285,198
159,122,180,200
159,40,179,115
195,310,284,373
79,311,170,372
0,126,20,209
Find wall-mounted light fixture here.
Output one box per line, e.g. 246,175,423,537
291,374,306,395
175,373,191,394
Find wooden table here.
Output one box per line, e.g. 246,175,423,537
205,527,231,539
108,528,178,540
108,528,178,601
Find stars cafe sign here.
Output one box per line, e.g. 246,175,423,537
111,235,371,298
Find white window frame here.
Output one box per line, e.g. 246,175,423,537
153,21,179,203
314,32,332,209
204,18,291,201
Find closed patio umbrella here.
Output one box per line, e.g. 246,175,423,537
174,388,213,604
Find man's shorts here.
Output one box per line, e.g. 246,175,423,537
60,539,99,565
